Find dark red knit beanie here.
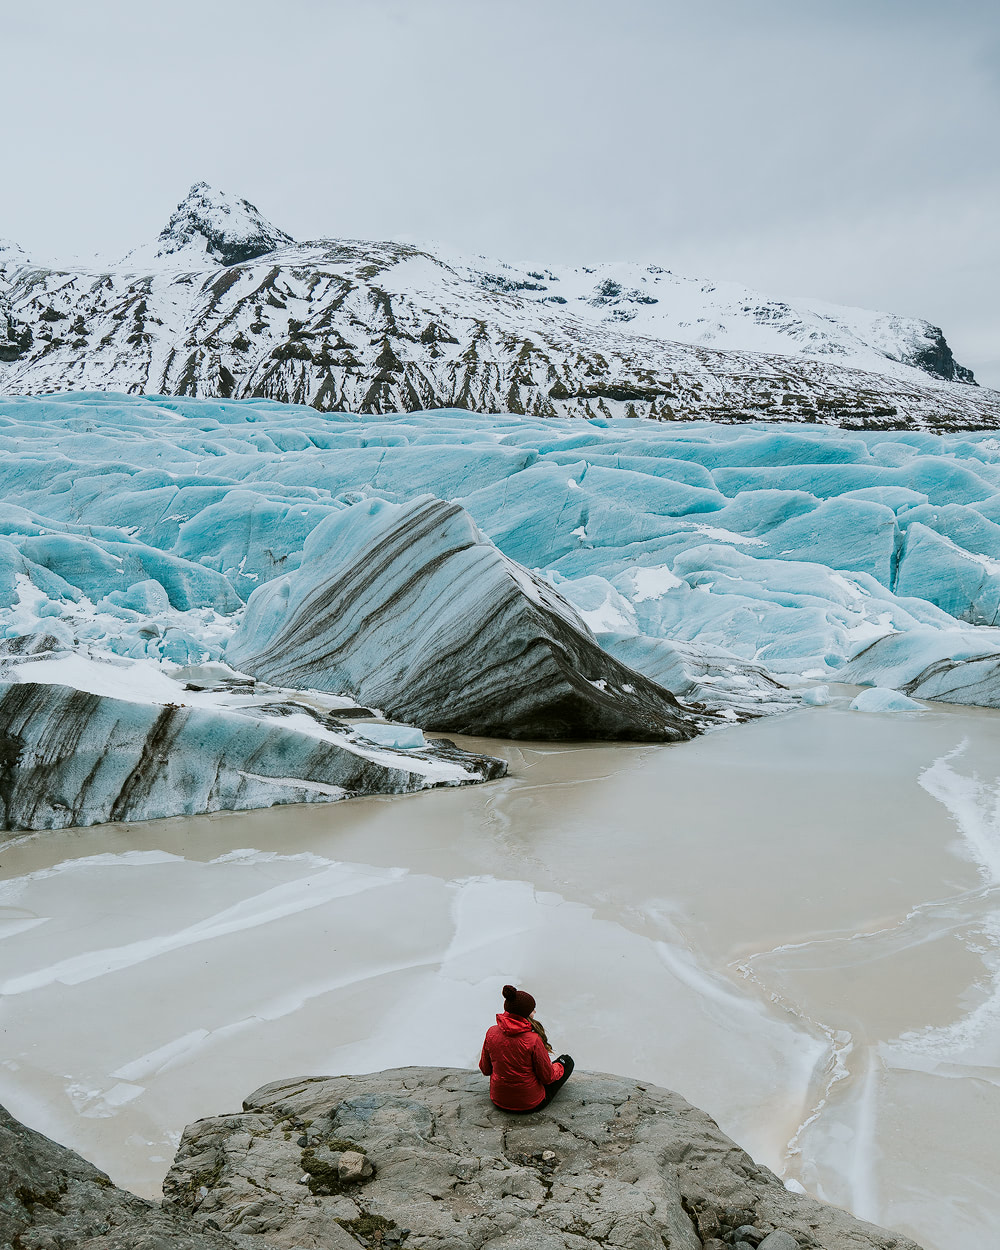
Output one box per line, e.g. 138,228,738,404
502,983,536,1018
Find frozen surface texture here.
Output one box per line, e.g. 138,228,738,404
160,1066,922,1250
840,628,1000,707
1,183,995,428
227,495,699,740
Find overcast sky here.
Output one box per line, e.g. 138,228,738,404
4,0,998,386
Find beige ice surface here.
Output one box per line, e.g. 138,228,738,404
2,699,1000,1250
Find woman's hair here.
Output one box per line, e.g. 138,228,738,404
530,1017,553,1053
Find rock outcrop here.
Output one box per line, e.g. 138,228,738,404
159,1067,923,1250
227,495,701,741
0,679,504,830
0,1100,237,1250
125,182,294,268
1,1069,923,1250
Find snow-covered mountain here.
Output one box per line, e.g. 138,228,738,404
119,181,294,269
1,183,995,428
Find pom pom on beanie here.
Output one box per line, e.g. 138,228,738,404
502,984,536,1018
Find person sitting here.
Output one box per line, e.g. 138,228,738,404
479,983,574,1113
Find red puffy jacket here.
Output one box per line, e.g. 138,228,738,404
479,1013,565,1111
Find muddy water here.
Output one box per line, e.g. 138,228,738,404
2,698,1000,1250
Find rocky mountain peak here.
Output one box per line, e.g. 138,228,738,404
150,182,293,267
0,237,28,271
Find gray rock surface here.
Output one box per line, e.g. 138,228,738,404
0,679,504,830
162,1067,923,1250
0,1100,238,1250
758,1233,802,1250
227,495,702,742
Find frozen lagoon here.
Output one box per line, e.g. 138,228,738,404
3,694,1000,1250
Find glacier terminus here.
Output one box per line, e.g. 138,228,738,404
1,392,1000,824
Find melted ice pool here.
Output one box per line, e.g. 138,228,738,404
2,698,1000,1250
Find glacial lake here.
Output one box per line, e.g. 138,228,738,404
2,694,999,1250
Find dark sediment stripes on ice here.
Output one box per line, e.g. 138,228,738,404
0,680,504,830
227,495,702,741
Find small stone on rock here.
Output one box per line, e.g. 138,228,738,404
733,1228,765,1247
337,1150,371,1182
757,1233,800,1250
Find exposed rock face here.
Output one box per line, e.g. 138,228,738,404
0,1100,238,1250
134,182,294,268
0,308,31,362
0,679,504,830
161,1066,923,1250
227,495,701,741
906,324,976,384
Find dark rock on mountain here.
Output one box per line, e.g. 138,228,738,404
0,679,504,830
142,182,294,267
161,1066,924,1250
0,298,31,362
906,323,976,385
226,495,702,741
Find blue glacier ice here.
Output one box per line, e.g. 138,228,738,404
2,391,1000,822
354,722,427,750
849,687,925,713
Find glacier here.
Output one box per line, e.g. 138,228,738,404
4,392,1000,823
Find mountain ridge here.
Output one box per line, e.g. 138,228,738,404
1,183,995,429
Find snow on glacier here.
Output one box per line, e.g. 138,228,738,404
3,392,1000,728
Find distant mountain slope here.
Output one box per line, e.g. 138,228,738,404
1,184,995,428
